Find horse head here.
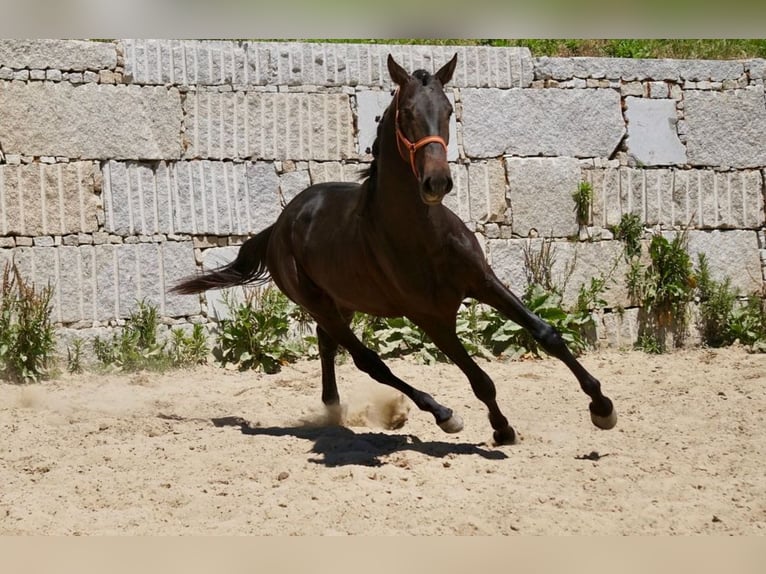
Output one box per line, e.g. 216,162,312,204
387,53,457,206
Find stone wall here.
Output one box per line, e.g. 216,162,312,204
0,40,764,351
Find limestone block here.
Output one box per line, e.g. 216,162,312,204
122,40,533,88
0,82,182,159
506,157,580,238
684,87,766,168
624,97,686,166
183,91,355,161
0,162,99,236
0,39,117,71
461,88,625,159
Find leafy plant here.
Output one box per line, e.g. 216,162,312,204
0,263,56,383
94,300,209,372
213,287,307,373
631,232,695,328
572,181,593,226
168,325,210,367
696,254,766,349
635,333,663,354
67,338,84,374
613,212,644,260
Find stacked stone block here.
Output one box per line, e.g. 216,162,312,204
0,40,764,352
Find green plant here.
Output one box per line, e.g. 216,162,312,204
67,338,84,374
213,287,306,373
572,181,593,226
168,325,210,367
523,238,559,295
636,332,664,354
613,213,644,260
0,264,56,382
94,300,208,372
696,254,766,349
631,232,695,328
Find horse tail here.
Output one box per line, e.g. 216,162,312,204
171,225,274,294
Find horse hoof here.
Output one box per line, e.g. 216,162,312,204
493,426,516,445
325,403,346,425
590,408,617,430
438,414,464,433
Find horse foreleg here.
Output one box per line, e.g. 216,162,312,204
413,316,516,445
473,275,617,430
317,325,344,424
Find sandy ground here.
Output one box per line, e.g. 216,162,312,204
1,346,765,535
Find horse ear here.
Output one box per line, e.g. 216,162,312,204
387,54,410,86
435,53,458,86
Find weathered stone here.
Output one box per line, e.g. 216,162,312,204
747,59,766,80
467,160,507,223
0,39,117,71
487,237,634,308
4,241,198,323
246,162,283,232
534,57,744,82
103,160,287,237
123,40,533,88
0,162,99,236
279,169,311,204
308,161,367,185
461,88,625,158
0,83,182,160
442,163,470,223
586,167,764,230
506,157,580,238
625,97,686,166
684,87,766,168
685,230,762,294
183,91,355,161
597,308,641,349
550,240,635,309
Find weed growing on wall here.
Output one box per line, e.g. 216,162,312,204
0,264,57,382
572,181,593,227
613,213,644,260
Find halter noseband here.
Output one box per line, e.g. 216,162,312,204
393,88,448,180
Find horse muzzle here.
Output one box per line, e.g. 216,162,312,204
419,173,453,205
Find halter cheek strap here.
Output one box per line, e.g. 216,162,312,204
394,89,448,180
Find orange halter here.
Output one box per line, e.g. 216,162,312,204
393,89,448,181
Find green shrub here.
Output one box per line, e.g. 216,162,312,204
0,264,56,383
213,287,309,373
696,254,766,349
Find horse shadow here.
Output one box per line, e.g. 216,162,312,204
210,416,508,467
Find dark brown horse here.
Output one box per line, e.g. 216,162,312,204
172,54,617,445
